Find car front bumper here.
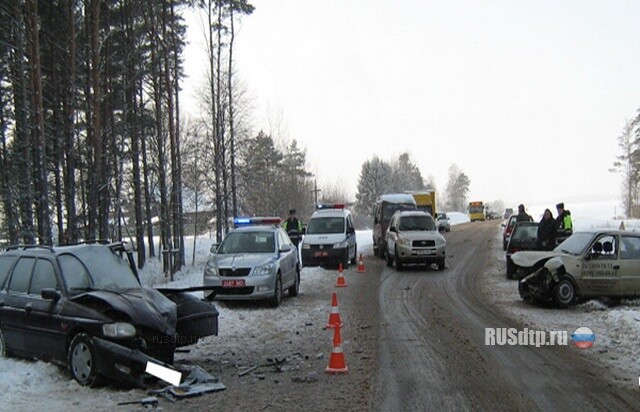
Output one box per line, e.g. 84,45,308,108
395,244,445,263
301,247,348,267
93,337,176,388
203,273,277,301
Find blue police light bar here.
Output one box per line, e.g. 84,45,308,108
234,217,282,227
316,203,345,210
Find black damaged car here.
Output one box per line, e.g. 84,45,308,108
0,242,218,387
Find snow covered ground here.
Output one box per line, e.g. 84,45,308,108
2,200,639,408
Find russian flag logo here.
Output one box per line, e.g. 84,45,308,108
571,327,595,349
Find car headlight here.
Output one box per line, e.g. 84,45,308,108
333,240,348,249
436,237,446,247
397,237,407,246
103,322,136,339
301,242,310,249
254,262,276,275
204,261,219,277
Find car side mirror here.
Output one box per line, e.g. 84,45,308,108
280,244,293,253
210,244,219,254
347,227,355,235
41,288,61,302
389,226,397,233
301,227,306,235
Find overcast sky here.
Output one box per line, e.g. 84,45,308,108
182,1,640,209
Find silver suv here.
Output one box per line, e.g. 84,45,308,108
385,210,446,271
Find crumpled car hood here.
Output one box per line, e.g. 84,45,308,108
511,251,561,268
70,288,177,336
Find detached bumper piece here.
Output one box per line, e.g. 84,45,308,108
93,337,172,388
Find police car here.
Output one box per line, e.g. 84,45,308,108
203,217,300,307
300,204,357,268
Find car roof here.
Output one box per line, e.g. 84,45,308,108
310,208,351,218
393,210,432,218
231,225,280,233
2,242,122,257
377,193,416,204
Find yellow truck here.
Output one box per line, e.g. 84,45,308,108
406,191,436,217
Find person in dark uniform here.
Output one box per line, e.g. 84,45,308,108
555,202,573,243
284,209,302,247
516,204,533,222
537,208,557,250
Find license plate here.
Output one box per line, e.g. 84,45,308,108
222,279,245,287
314,251,329,257
415,250,432,255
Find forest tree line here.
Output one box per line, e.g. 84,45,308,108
0,0,474,276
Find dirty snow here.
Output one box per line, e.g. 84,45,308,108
2,200,640,408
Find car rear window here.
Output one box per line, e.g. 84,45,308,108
511,225,538,241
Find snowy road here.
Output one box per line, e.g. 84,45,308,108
373,220,638,410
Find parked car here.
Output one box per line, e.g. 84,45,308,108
505,221,539,279
501,215,518,250
0,242,219,387
204,217,300,307
435,212,451,232
385,210,446,271
300,204,357,268
513,230,640,307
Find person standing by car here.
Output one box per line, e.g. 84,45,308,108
537,208,557,250
284,209,303,247
516,204,533,222
555,202,573,243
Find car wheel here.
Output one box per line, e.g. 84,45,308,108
0,328,6,358
271,274,283,307
437,258,445,271
386,249,393,267
502,240,507,251
68,333,103,387
378,240,386,259
351,246,358,265
553,275,576,308
395,247,403,271
288,267,300,297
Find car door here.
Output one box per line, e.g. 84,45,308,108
579,235,619,297
24,258,66,361
4,257,65,361
386,214,398,256
346,215,356,260
617,234,640,296
2,256,36,357
278,230,296,286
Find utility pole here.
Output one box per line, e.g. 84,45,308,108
311,179,321,206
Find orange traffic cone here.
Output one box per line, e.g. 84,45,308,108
326,328,349,374
357,254,365,273
326,292,344,329
332,320,343,347
335,263,347,287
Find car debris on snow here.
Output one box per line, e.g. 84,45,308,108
147,365,225,401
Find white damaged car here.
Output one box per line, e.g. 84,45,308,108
513,230,640,307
